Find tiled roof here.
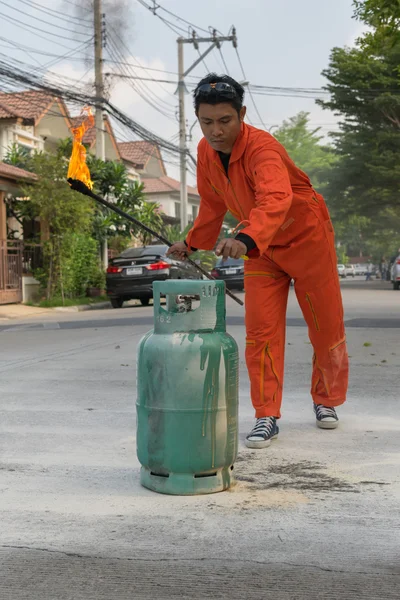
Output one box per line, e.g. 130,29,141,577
0,91,57,122
143,176,198,197
69,115,120,158
0,161,36,181
70,115,96,145
118,141,161,168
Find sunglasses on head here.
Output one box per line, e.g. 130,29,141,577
195,82,237,98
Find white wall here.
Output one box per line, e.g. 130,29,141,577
144,191,200,221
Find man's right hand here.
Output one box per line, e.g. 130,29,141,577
166,241,192,261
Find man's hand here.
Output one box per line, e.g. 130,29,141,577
166,241,192,261
215,238,247,260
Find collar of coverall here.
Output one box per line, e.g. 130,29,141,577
210,122,249,164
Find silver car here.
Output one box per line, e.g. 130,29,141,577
391,255,400,290
337,264,346,278
345,264,355,277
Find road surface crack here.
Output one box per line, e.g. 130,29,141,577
1,545,398,577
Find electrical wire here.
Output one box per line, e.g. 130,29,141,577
0,35,93,62
63,0,92,14
156,3,210,35
107,22,178,100
234,47,267,129
14,0,93,29
134,0,192,35
106,33,177,116
104,59,200,80
106,74,178,85
40,38,94,70
0,13,82,51
106,35,177,120
0,57,185,157
0,0,90,37
216,47,231,75
0,9,90,43
196,48,210,74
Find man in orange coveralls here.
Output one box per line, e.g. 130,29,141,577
167,74,348,449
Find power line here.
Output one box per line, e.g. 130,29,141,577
156,3,210,35
217,47,230,75
196,48,210,73
0,35,93,62
0,8,90,43
14,0,93,29
107,22,177,100
104,59,200,79
0,52,93,93
234,47,267,129
106,40,177,120
106,34,177,120
40,38,94,70
0,56,185,157
0,12,84,50
134,0,195,35
0,0,90,36
63,0,92,14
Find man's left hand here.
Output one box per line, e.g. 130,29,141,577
215,238,247,260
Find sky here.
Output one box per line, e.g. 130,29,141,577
0,0,366,182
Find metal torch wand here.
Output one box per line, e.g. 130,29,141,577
67,178,244,307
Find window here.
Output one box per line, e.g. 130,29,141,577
192,205,198,220
174,202,180,218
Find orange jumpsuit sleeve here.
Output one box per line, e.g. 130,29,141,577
185,158,227,251
239,148,293,255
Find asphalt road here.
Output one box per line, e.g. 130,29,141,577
1,279,399,599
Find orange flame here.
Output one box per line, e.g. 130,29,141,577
67,106,95,189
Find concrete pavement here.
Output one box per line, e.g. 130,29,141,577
1,283,399,599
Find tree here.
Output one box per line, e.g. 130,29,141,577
274,112,337,195
87,155,164,246
18,151,95,299
318,0,400,234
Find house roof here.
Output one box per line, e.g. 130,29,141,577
70,115,96,145
143,175,198,197
118,141,166,174
69,113,120,159
0,91,61,124
0,161,36,181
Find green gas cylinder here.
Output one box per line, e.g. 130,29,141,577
136,279,238,495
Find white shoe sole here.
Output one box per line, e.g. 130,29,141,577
316,419,339,430
245,432,278,449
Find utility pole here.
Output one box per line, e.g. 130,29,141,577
94,0,108,266
94,0,105,161
177,29,237,231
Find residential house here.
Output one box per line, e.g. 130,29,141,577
0,161,36,304
69,114,141,178
0,90,72,160
118,141,200,223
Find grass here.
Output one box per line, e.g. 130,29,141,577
25,295,109,308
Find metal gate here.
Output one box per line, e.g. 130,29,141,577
0,239,23,304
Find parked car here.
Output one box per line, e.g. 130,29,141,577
345,264,356,277
359,263,370,275
354,264,364,276
106,245,202,308
211,257,245,290
390,255,400,290
337,264,346,278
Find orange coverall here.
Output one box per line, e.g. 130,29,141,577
186,123,348,418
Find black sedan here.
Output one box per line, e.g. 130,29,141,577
211,257,245,290
106,245,202,308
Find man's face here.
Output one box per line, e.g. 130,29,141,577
197,103,246,154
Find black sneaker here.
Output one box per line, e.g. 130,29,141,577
245,417,279,449
314,404,339,429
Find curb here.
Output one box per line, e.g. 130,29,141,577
53,301,111,313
